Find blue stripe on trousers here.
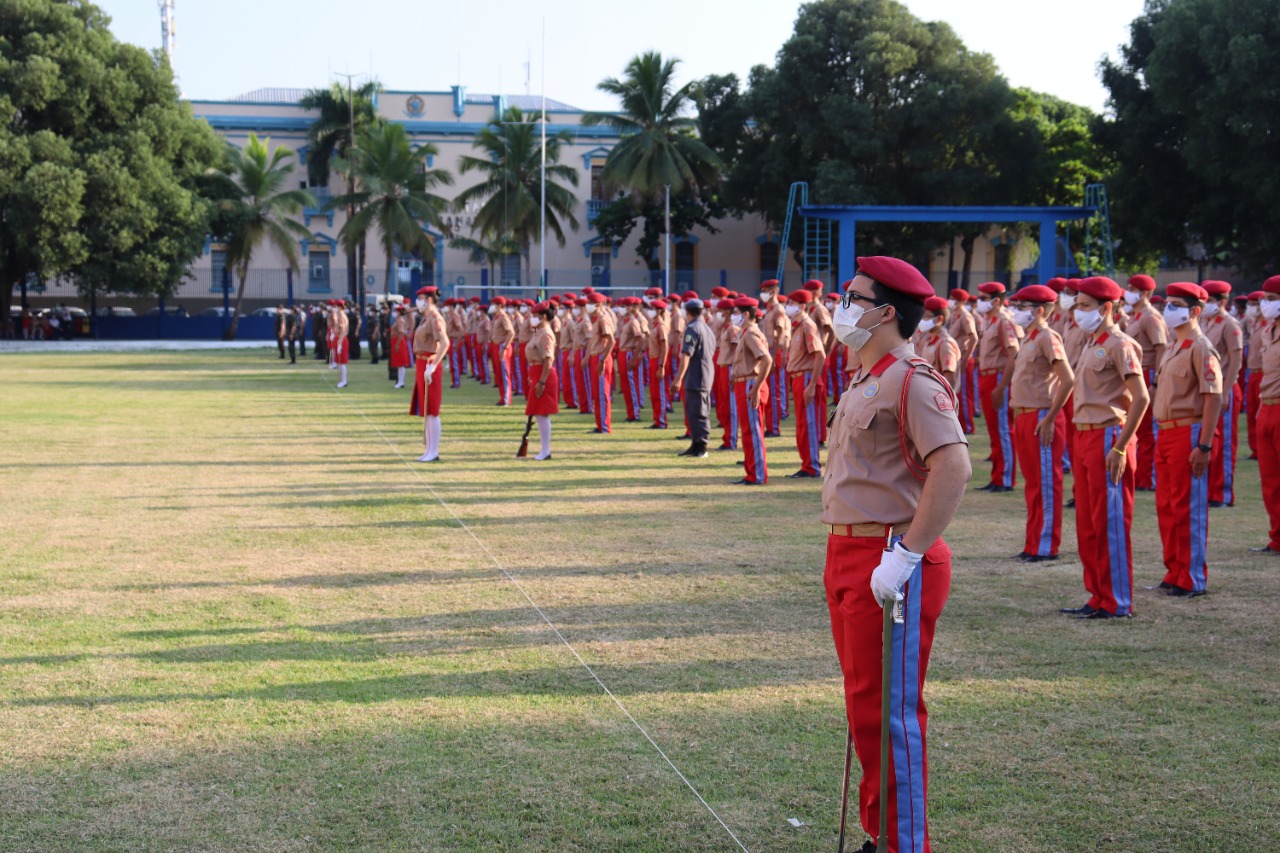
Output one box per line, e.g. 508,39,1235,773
889,538,928,853
1222,386,1235,504
1038,409,1056,557
1104,426,1133,615
598,373,609,431
746,381,765,480
997,375,1014,488
804,373,821,473
728,384,739,449
1189,423,1209,592
501,360,510,404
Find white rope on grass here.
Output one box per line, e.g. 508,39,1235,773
316,370,750,852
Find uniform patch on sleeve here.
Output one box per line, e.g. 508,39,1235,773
935,392,954,412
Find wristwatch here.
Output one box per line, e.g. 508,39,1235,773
1196,443,1212,454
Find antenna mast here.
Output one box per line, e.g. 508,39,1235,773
158,0,176,67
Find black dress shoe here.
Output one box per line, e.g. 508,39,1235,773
677,446,695,457
1065,498,1076,509
787,470,819,478
858,841,877,853
592,427,604,434
975,483,996,492
1208,500,1225,508
731,478,748,485
1059,604,1097,616
1013,551,1033,561
1143,581,1174,591
989,485,1013,493
1078,608,1130,619
1249,545,1280,554
764,430,781,437
716,444,734,451
647,424,667,430
1166,586,1205,598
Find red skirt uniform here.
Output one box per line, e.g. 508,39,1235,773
389,336,411,369
410,360,443,417
525,364,560,416
333,336,350,365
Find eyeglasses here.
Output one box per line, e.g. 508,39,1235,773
840,290,880,310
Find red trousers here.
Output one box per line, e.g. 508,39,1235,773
825,533,951,853
648,356,668,427
734,379,769,484
589,353,613,433
1072,426,1136,616
714,364,734,447
449,338,464,387
1246,370,1262,456
959,358,977,434
490,343,513,405
1155,424,1210,592
575,349,591,413
1135,369,1157,488
1062,397,1076,474
1013,410,1065,558
1257,403,1280,551
767,350,786,433
558,350,576,408
410,360,443,417
474,338,488,383
619,351,640,421
792,373,822,475
1209,385,1240,505
979,372,1016,488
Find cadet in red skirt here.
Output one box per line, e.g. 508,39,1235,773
410,286,449,462
389,304,411,388
524,301,559,460
1251,276,1280,555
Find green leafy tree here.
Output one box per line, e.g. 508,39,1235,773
0,0,224,332
583,52,724,276
330,122,452,298
218,134,313,339
1099,0,1280,275
454,107,579,287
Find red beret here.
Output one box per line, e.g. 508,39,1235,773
652,299,668,310
710,287,728,298
1012,284,1058,304
1127,274,1156,292
1045,277,1067,293
1064,278,1083,292
491,296,507,306
923,296,948,312
587,293,607,304
776,293,789,303
574,297,587,307
1077,276,1124,302
416,286,437,296
1263,275,1280,295
949,289,970,301
759,279,780,290
824,293,839,302
788,290,812,304
581,286,595,294
857,256,933,302
716,299,736,311
977,281,1006,296
682,290,698,300
803,279,824,292
1150,294,1165,305
1166,282,1208,301
644,287,662,297
667,293,683,303
1202,280,1232,297
395,304,406,312
469,296,481,303
734,296,758,309
1247,290,1267,300
533,301,552,313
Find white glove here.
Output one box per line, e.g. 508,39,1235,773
870,542,922,606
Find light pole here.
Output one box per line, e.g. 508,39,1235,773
664,184,671,295
334,72,361,303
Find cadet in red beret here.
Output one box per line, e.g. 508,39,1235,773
1244,290,1268,459
730,296,772,484
758,278,791,436
410,286,449,461
1148,282,1222,595
570,297,592,416
645,299,671,428
975,281,1021,492
1252,277,1280,554
947,289,979,434
917,296,961,390
782,289,825,477
1200,281,1244,507
586,291,616,433
1007,285,1075,563
801,283,836,426
388,302,412,388
823,256,968,853
522,301,559,460
713,298,739,449
1061,276,1149,619
1124,274,1168,489
488,296,515,406
666,294,687,425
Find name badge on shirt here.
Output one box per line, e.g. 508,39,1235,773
1095,347,1107,359
863,381,879,398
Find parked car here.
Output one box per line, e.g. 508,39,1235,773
96,306,137,317
249,307,280,317
198,307,245,318
145,306,188,317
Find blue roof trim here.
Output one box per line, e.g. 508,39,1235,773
195,114,622,139
581,235,621,259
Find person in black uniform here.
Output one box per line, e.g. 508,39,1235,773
671,298,717,458
284,306,299,363
367,305,382,365
346,301,362,360
294,305,307,357
274,305,287,359
313,303,328,361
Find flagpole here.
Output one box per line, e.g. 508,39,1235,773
539,18,547,298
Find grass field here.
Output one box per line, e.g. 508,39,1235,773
2,349,1278,852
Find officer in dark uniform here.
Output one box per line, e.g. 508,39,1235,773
346,301,362,360
313,303,328,361
294,306,307,357
367,305,382,365
671,298,717,458
274,305,287,359
284,306,300,363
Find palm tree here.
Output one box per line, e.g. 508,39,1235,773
454,107,580,288
582,52,724,204
218,134,314,340
299,81,383,298
329,122,453,298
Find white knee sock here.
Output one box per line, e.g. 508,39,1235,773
397,367,405,386
338,365,347,385
535,416,551,459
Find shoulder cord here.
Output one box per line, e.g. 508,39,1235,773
899,355,958,482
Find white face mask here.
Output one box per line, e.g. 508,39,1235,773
1123,290,1142,306
833,300,887,351
760,290,773,303
530,317,542,327
1163,304,1191,328
948,300,958,311
1202,301,1220,317
1245,305,1259,320
416,299,427,310
785,304,800,318
520,306,530,314
1059,293,1076,310
1011,308,1035,328
918,318,936,333
586,304,597,315
975,298,995,314
1074,306,1103,333
612,307,624,317
1261,300,1280,321
572,307,582,317
731,314,744,327
645,309,657,320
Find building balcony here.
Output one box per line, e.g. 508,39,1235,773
586,198,606,226
303,188,334,227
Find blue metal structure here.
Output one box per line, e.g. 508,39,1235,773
774,182,808,286
797,204,1097,287
1083,183,1115,278
775,181,836,289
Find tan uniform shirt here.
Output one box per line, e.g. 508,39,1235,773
1062,316,1088,367
947,309,978,360
1072,327,1143,425
1258,321,1280,399
446,310,464,339
1127,307,1168,372
716,320,741,367
917,328,961,380
588,309,615,357
1204,313,1244,384
977,309,1020,371
762,303,791,351
525,323,555,367
490,311,515,348
809,302,835,348
731,322,770,381
515,313,533,344
787,311,825,372
648,314,670,359
667,309,685,353
1245,317,1264,371
391,315,408,343
1010,326,1067,410
821,343,968,526
626,314,650,353
413,307,447,358
1152,333,1222,422
570,314,590,350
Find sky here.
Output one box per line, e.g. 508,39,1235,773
96,0,1146,114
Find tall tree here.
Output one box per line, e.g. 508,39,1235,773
454,107,580,288
330,122,452,298
583,52,724,277
0,0,224,333
218,134,313,339
1098,0,1280,275
299,81,383,298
